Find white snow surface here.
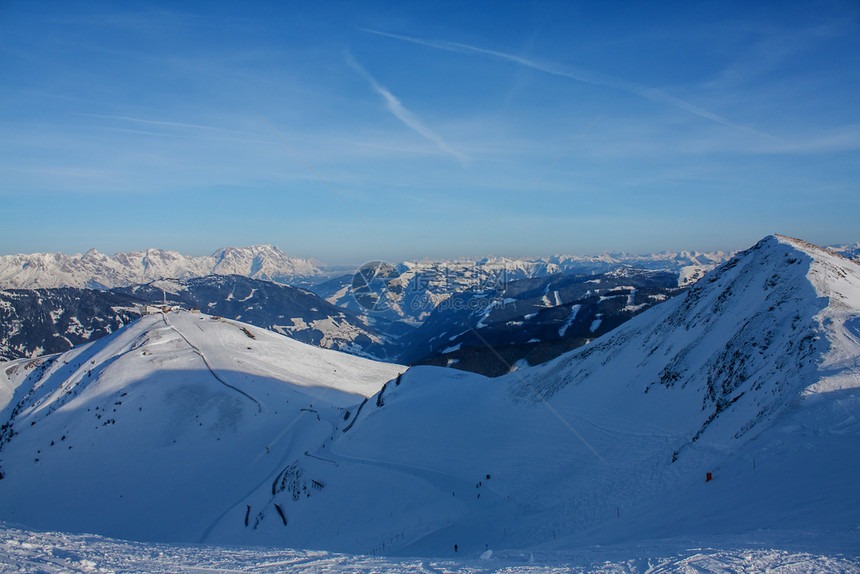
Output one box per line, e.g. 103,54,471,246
0,235,858,567
0,523,856,573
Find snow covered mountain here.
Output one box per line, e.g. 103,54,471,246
0,235,857,557
0,312,404,542
0,269,681,374
0,245,326,290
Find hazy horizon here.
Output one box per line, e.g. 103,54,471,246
1,234,827,269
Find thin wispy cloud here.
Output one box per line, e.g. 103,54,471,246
705,21,850,91
79,113,290,147
78,113,237,134
362,29,777,141
345,51,467,164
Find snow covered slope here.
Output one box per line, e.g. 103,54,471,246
0,235,857,558
0,312,404,542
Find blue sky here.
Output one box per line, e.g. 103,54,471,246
1,1,858,263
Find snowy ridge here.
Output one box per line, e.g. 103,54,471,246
0,245,325,289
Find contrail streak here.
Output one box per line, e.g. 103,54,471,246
345,51,467,163
362,29,777,139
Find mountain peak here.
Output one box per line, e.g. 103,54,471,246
516,232,860,439
81,248,105,260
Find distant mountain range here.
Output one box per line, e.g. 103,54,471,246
0,245,328,290
0,244,736,291
310,251,732,327
0,245,734,372
3,242,856,294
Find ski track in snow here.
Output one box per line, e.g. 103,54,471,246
0,524,856,573
161,313,263,412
